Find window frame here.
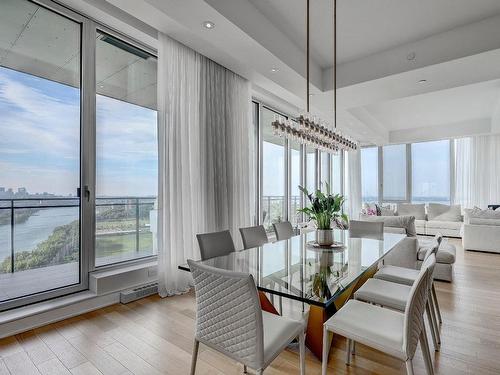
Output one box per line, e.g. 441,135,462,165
253,100,344,229
361,141,454,206
0,0,159,311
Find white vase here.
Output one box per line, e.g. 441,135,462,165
316,229,334,246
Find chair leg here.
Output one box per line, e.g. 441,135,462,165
420,328,435,375
405,359,414,375
428,292,441,345
190,339,199,375
345,338,351,365
351,340,356,355
243,365,247,374
299,331,306,375
425,301,440,351
322,326,329,375
432,283,442,324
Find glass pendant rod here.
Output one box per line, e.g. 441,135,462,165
333,0,337,129
306,0,310,113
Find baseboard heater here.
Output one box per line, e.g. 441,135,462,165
120,282,158,304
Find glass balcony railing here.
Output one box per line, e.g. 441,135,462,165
95,197,157,266
261,195,301,231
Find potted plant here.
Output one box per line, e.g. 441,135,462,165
298,183,348,246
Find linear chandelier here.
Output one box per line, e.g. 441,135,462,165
271,0,358,153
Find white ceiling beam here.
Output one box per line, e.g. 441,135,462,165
389,118,491,144
322,13,500,91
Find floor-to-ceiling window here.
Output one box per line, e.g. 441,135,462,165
0,0,83,308
0,0,158,310
320,152,330,192
255,102,343,230
412,140,451,204
261,107,286,230
383,144,407,201
331,152,343,194
95,31,158,267
289,141,302,226
306,146,317,194
361,147,379,203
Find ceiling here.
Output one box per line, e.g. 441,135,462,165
0,0,157,110
247,0,500,67
49,0,500,144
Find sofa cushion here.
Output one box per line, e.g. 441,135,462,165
396,203,426,220
464,208,500,224
426,220,462,230
469,217,500,226
427,203,462,222
360,215,417,237
384,227,406,234
418,241,456,264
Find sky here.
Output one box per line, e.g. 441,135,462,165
361,140,451,202
0,67,158,197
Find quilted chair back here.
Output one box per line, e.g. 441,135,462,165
273,221,294,241
196,230,236,260
187,259,264,369
349,220,384,240
239,225,268,249
403,254,434,358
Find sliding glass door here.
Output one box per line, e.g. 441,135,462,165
0,0,158,311
0,0,84,308
95,31,158,267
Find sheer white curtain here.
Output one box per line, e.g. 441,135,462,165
454,135,500,209
346,149,362,220
157,34,254,296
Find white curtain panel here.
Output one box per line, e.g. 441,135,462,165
157,33,255,296
346,149,362,220
454,135,500,209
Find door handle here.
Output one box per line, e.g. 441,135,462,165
77,186,91,202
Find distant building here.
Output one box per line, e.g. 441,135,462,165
0,187,5,193
18,187,27,194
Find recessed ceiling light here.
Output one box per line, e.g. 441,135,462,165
418,79,427,84
270,67,279,73
202,21,215,30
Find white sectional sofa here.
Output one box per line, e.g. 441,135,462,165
361,203,464,237
463,208,500,253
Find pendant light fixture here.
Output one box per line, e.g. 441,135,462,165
272,0,358,153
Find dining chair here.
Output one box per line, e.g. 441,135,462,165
239,225,269,249
187,260,306,375
374,237,443,334
354,248,441,351
272,221,294,241
349,220,384,240
196,230,236,260
322,253,434,375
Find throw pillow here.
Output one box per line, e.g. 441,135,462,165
428,203,462,222
397,203,426,220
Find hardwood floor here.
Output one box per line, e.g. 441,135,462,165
1,238,500,374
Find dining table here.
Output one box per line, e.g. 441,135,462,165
179,229,406,360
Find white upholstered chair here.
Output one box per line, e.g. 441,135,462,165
272,221,294,241
196,230,236,260
188,260,306,375
239,225,269,249
349,220,384,240
355,248,441,351
374,236,443,331
322,254,434,375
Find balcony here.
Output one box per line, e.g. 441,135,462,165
0,197,156,302
262,195,301,231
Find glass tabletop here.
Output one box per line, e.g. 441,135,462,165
179,230,406,307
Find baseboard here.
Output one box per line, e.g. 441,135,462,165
0,291,120,339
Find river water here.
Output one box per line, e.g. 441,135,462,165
0,207,79,263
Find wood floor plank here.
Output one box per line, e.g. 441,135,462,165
36,358,72,375
3,351,41,374
16,330,56,366
67,335,128,375
70,362,104,375
34,328,87,370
